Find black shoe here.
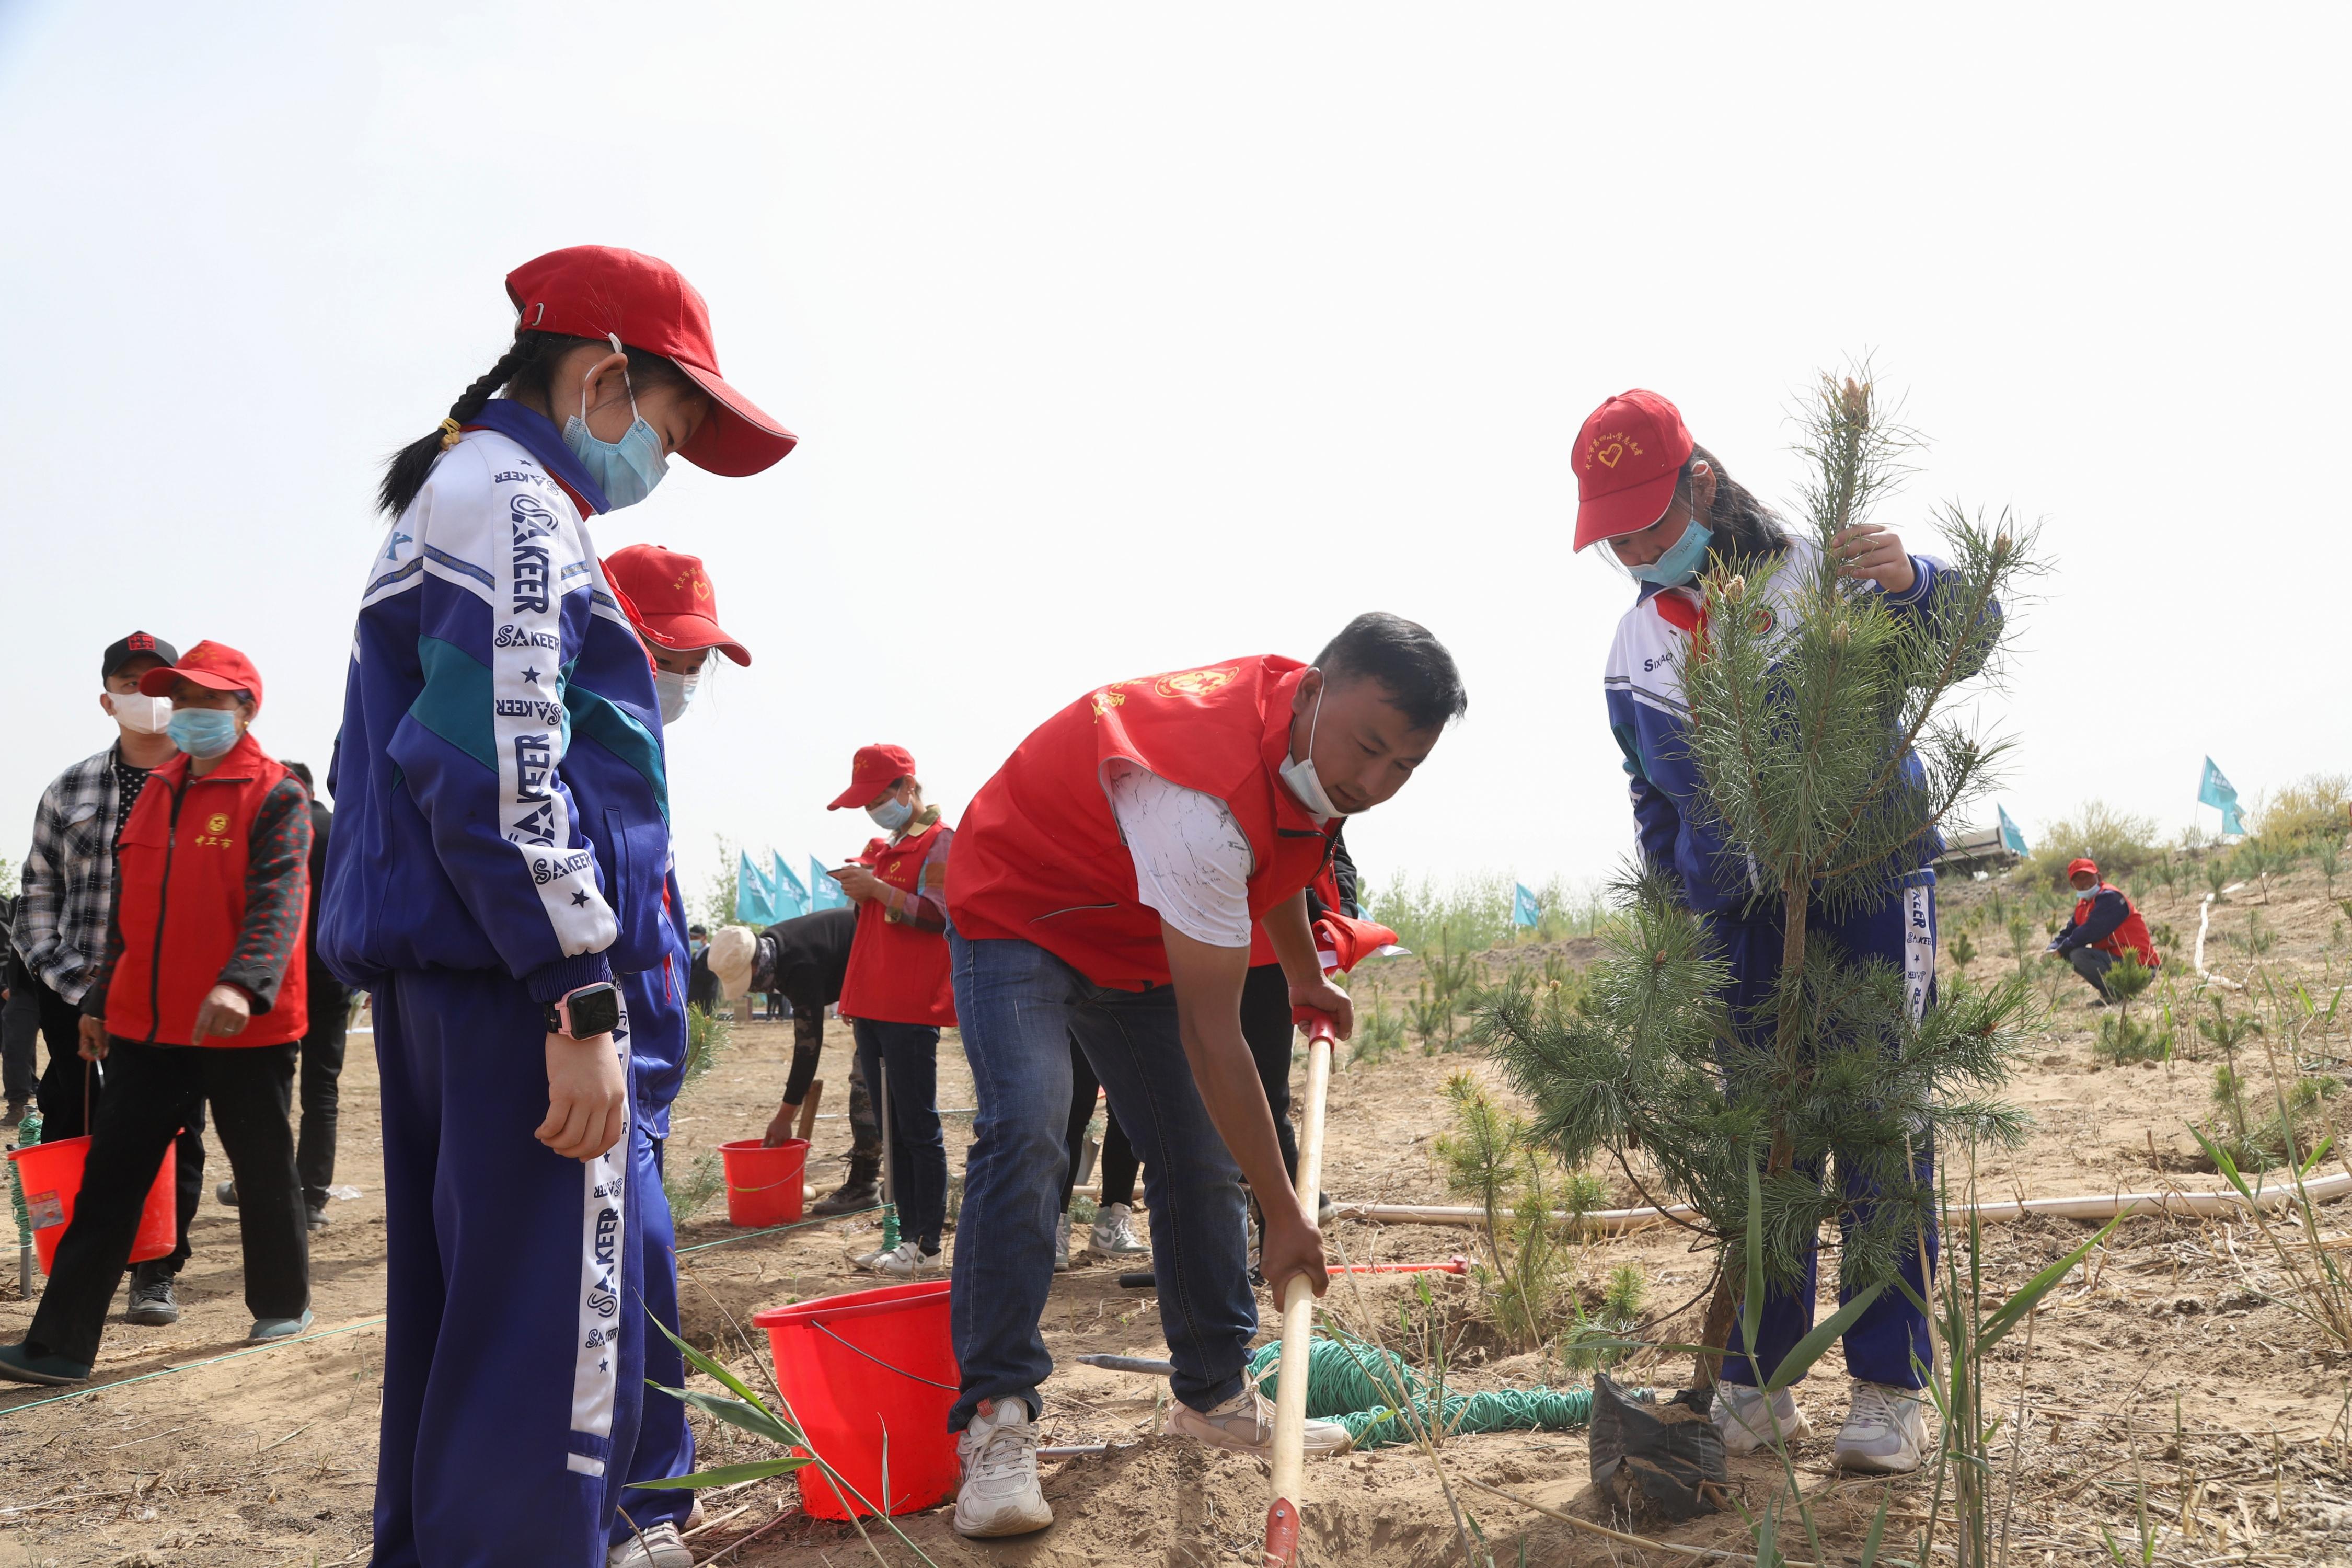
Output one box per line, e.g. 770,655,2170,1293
126,1274,179,1327
216,1180,239,1206
306,1205,330,1232
0,1342,91,1386
1,1098,24,1128
811,1175,883,1217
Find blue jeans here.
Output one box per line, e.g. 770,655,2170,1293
1710,879,1940,1390
946,931,1255,1431
853,1018,948,1251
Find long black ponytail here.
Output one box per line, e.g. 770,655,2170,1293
376,330,697,517
1687,443,1791,563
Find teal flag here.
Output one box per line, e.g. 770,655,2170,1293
1997,804,2028,856
810,855,851,910
771,854,809,921
1511,882,1541,929
2198,757,2247,836
734,850,778,926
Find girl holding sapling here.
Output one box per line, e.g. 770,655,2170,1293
319,247,794,1566
1572,387,1992,1476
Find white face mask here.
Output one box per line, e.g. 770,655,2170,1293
1278,678,1344,821
653,670,698,724
110,691,172,735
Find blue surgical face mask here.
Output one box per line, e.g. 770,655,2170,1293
564,333,670,510
168,707,241,760
867,794,915,834
1625,516,1713,587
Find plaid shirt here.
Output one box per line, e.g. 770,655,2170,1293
14,743,148,1004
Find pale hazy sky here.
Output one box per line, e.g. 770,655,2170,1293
3,3,2343,910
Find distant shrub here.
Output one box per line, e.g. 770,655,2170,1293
2023,800,2164,889
2252,772,2350,845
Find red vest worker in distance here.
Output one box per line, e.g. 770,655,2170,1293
937,613,1465,1542
2047,856,2162,1002
0,641,318,1388
827,744,958,1280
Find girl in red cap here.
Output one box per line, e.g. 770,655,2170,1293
318,247,793,1568
1572,388,1994,1477
596,541,752,1551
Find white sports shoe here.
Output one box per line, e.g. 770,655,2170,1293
1090,1202,1150,1255
1053,1210,1072,1272
953,1398,1053,1537
1711,1381,1814,1455
867,1240,939,1278
1834,1381,1928,1474
607,1519,693,1568
1163,1386,1353,1456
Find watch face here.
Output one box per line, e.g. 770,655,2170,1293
569,984,622,1038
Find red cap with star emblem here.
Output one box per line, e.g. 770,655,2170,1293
137,640,266,715
1572,389,1695,552
829,744,918,810
504,245,797,478
603,544,752,666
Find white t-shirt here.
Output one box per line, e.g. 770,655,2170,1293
1103,760,1256,948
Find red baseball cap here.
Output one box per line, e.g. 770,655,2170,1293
137,640,265,714
2066,858,2100,881
828,744,918,810
1572,389,1695,552
603,544,752,666
505,246,797,478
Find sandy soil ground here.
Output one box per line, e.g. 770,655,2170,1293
4,857,2351,1565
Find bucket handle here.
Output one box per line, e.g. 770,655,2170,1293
811,1318,959,1392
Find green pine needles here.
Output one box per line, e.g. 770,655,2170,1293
1474,365,2046,1390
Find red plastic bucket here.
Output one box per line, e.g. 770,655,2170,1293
720,1138,808,1227
756,1279,959,1519
7,1135,177,1275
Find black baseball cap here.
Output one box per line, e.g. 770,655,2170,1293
102,631,179,679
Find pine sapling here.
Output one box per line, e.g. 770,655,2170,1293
1474,364,2042,1392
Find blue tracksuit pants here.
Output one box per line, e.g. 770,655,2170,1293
609,1116,695,1542
1710,878,1940,1390
370,970,644,1568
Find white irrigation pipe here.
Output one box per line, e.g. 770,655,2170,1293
1329,1170,2352,1233
2194,887,2247,990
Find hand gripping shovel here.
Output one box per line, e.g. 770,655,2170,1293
1262,1008,1337,1568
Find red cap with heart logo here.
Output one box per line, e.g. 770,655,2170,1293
505,246,797,478
603,543,752,666
1572,389,1694,552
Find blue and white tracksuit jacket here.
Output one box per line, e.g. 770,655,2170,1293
321,398,693,1565
1601,534,1993,1389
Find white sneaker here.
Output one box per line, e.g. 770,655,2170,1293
1090,1202,1149,1255
1833,1381,1928,1474
866,1241,938,1278
1163,1386,1353,1456
953,1398,1053,1537
608,1519,693,1568
1053,1210,1071,1273
1711,1381,1814,1455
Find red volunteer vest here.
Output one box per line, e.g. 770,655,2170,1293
1245,851,1347,966
107,733,309,1047
947,656,1340,989
2072,885,2161,969
838,819,956,1027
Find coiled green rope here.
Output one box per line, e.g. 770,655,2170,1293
1244,1335,1594,1449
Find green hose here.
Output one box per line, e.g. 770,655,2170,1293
1244,1335,1595,1449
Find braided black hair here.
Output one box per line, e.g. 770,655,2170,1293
376,330,698,517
